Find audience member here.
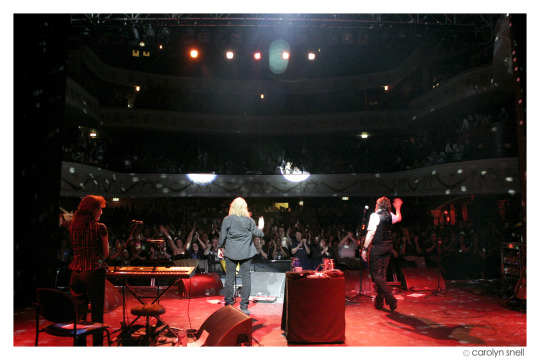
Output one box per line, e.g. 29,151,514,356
108,238,130,266
311,237,332,270
424,231,443,268
161,225,188,259
204,236,223,274
290,230,312,270
338,230,360,270
399,229,426,268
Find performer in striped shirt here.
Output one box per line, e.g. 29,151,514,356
68,195,109,346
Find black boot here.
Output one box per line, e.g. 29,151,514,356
386,297,397,311
374,296,384,310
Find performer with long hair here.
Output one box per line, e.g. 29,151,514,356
218,197,264,315
361,197,403,311
68,195,109,345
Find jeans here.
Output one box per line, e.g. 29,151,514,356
69,269,106,346
224,256,252,309
368,250,396,305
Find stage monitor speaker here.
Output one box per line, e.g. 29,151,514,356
104,279,123,313
179,273,223,298
196,305,252,346
250,272,286,298
252,259,291,272
401,268,445,291
344,270,374,295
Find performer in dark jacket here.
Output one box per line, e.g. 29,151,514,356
361,197,403,311
218,197,264,315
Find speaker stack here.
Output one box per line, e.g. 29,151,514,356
400,268,445,291
178,273,223,298
250,272,286,298
344,270,374,295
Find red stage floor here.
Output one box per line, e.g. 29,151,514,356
14,279,528,353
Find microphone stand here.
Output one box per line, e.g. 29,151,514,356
359,206,370,297
349,206,370,302
118,222,141,330
116,222,142,272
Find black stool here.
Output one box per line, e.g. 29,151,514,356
130,304,166,346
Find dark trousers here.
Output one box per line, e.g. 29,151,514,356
368,250,396,305
224,257,252,309
69,269,106,346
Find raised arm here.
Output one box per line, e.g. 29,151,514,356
197,236,207,250
185,225,195,250
161,225,179,253
392,198,403,223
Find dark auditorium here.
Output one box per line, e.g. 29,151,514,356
13,12,530,354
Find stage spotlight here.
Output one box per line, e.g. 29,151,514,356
226,51,234,59
307,52,316,60
269,39,290,74
254,51,261,60
187,173,217,185
282,173,310,183
190,49,199,58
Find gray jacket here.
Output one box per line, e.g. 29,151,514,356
219,215,264,260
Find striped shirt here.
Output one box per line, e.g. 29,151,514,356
68,221,108,272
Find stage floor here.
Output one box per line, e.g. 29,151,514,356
14,279,527,350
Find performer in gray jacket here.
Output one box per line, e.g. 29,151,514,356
219,197,265,315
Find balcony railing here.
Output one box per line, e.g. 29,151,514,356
60,157,521,198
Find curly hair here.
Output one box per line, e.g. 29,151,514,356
71,195,106,232
376,196,391,212
228,197,250,217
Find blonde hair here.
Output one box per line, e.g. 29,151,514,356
229,197,250,217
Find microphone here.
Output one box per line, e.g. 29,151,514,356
131,220,143,224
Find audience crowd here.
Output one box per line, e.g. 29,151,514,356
56,198,521,283
62,108,516,175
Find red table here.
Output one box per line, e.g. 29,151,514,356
281,271,345,343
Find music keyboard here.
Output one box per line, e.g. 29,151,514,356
107,266,196,279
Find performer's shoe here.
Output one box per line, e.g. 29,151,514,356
374,296,384,310
240,307,250,316
388,299,398,312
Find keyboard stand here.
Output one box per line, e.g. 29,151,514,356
118,279,183,345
